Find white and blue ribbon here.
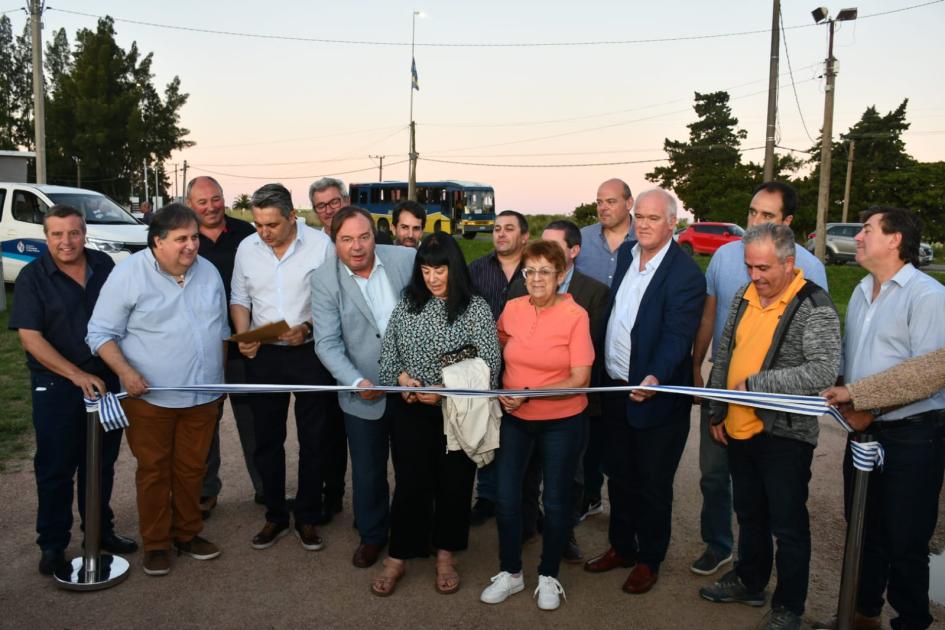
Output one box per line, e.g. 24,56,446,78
84,392,130,432
850,440,885,472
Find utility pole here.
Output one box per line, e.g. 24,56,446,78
72,156,81,187
182,160,188,194
762,0,781,181
841,139,856,223
154,163,160,209
174,163,179,199
30,0,46,184
143,159,149,206
370,155,386,182
812,6,857,262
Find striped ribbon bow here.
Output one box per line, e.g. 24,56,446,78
849,440,885,472
84,392,130,432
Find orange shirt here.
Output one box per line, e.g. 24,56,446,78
725,270,807,440
497,294,595,421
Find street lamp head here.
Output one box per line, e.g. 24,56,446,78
811,6,829,22
414,9,426,18
836,8,858,21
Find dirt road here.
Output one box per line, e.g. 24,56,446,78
1,401,942,629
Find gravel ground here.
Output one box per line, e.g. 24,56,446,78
1,397,943,629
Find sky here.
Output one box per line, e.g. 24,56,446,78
14,0,945,215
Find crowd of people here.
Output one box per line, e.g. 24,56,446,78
9,174,944,629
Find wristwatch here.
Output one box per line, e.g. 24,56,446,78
302,321,314,337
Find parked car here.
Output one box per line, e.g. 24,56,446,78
1,183,147,283
676,222,745,256
806,222,934,266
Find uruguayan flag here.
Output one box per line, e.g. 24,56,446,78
84,392,130,432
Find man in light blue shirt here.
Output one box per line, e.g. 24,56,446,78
86,204,229,576
689,182,828,577
575,178,636,288
838,207,945,630
311,206,415,569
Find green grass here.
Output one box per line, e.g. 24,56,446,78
0,289,33,470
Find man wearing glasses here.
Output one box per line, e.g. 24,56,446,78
309,178,350,238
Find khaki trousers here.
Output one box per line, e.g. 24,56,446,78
123,398,219,551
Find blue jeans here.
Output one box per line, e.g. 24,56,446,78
844,414,945,630
495,412,584,578
475,461,497,502
699,404,734,556
729,432,813,617
31,371,123,552
344,399,395,546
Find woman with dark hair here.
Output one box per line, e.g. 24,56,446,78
480,239,594,611
372,232,501,597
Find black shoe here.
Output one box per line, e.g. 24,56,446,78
38,549,68,576
199,495,218,520
470,498,495,526
326,495,343,515
316,506,334,525
99,532,139,554
562,532,583,564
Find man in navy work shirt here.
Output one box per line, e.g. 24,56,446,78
187,176,262,516
466,209,529,526
9,204,138,577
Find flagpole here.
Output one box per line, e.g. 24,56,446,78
408,9,420,202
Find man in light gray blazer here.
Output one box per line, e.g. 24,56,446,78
311,206,416,569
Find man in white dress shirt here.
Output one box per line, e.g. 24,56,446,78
230,183,335,553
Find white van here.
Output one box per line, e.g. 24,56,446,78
1,183,148,283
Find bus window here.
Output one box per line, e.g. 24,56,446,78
371,188,382,203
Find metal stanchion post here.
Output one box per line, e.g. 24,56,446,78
835,432,874,630
55,407,130,590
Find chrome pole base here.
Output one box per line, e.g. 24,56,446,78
54,554,130,591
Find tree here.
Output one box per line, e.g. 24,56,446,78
43,17,191,200
571,201,597,227
44,27,72,98
646,91,755,223
0,15,17,149
232,193,252,211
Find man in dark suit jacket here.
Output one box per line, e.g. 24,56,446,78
508,220,610,560
583,188,706,595
311,206,416,569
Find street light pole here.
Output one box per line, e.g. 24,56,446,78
812,6,857,262
72,156,81,187
763,0,781,181
841,139,856,223
407,10,421,202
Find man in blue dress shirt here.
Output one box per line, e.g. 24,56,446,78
87,203,230,577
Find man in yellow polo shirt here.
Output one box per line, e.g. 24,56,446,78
698,223,841,630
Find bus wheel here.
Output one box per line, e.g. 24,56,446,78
463,232,476,240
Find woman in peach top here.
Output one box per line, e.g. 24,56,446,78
479,240,594,611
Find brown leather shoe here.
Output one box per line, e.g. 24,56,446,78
295,523,325,551
142,550,171,576
622,563,658,594
584,547,636,573
352,543,382,568
251,521,289,550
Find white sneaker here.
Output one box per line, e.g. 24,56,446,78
480,571,525,604
534,575,566,611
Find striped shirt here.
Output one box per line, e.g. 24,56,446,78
468,251,523,321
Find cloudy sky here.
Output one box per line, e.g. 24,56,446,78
19,0,945,214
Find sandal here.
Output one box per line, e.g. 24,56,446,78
435,557,460,595
370,558,405,597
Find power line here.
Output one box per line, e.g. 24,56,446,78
780,10,816,143
421,147,766,169
197,124,404,149
46,1,943,48
189,159,409,181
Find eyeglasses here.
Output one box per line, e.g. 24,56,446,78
314,196,344,212
522,267,558,280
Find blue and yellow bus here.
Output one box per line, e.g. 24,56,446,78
348,180,495,239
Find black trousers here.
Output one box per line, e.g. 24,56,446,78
729,432,814,616
602,392,690,570
246,343,333,527
388,402,476,559
843,413,945,630
322,391,347,505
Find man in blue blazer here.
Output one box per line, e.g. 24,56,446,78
311,206,416,569
584,188,706,595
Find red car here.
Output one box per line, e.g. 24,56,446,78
676,222,745,255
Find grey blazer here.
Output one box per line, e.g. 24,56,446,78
311,244,416,419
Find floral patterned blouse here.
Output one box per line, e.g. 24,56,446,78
379,295,501,390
